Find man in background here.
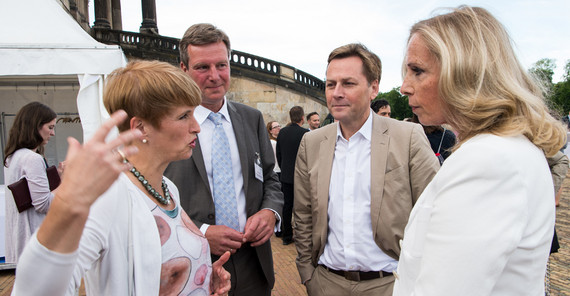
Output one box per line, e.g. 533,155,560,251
371,99,391,118
306,112,320,131
276,106,309,245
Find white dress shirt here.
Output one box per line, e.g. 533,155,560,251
270,139,281,173
318,111,398,272
194,100,248,233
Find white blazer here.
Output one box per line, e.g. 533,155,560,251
393,134,555,296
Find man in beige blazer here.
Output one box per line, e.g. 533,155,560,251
293,43,439,296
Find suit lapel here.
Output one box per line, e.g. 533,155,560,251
317,124,337,253
192,136,212,195
370,114,389,235
227,102,250,195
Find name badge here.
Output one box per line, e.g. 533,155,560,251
254,152,263,182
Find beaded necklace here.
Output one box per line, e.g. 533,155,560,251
129,166,171,205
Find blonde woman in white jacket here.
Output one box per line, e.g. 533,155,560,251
393,6,567,296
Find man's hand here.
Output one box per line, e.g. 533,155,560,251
205,225,243,256
243,209,276,247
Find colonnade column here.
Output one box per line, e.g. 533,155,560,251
93,0,111,29
111,0,122,30
140,0,158,35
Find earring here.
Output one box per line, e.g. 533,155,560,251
142,139,148,144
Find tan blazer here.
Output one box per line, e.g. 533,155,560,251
293,113,440,283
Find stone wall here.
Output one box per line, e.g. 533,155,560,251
57,0,90,31
228,76,329,129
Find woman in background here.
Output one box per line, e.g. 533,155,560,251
393,6,566,295
266,121,281,178
13,61,230,295
3,101,57,263
266,120,282,237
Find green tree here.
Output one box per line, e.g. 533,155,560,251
529,58,556,87
551,81,570,115
528,58,569,115
563,59,570,81
550,60,570,116
374,87,413,120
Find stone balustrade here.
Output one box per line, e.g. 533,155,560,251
91,28,325,104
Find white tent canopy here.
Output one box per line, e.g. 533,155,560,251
0,0,126,260
0,0,127,140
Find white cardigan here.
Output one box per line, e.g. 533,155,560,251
4,148,53,263
393,134,555,296
13,173,168,295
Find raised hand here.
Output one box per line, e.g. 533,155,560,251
210,251,231,296
37,110,142,253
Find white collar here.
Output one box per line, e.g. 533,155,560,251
336,110,373,141
195,97,231,124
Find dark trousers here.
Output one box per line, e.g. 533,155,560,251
282,182,294,240
213,244,271,296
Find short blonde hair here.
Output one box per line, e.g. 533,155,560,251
406,6,565,156
104,60,202,131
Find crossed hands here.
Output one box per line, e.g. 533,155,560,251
206,209,276,256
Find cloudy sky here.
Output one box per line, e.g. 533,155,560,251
105,0,570,92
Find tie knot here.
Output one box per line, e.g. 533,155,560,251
208,112,223,125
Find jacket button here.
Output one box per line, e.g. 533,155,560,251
208,214,215,219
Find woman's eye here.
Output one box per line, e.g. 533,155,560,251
411,67,424,75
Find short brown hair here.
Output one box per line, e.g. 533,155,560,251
104,60,202,132
289,106,305,124
180,23,231,69
327,43,382,85
306,112,319,122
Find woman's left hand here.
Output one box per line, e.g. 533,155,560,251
210,251,231,296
